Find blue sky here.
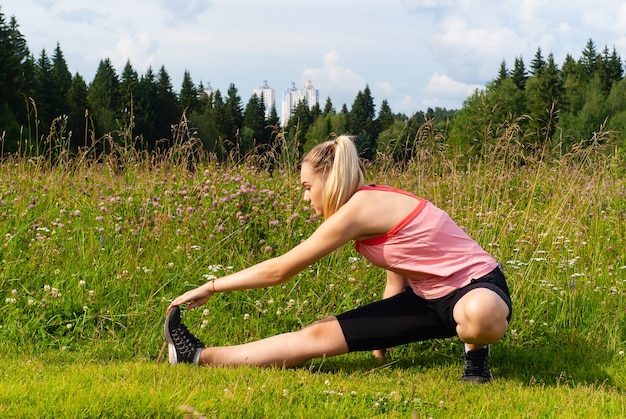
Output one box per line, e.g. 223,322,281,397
4,0,626,115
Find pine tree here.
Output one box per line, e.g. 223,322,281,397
119,61,139,115
377,99,394,132
222,83,243,149
34,49,55,130
0,11,33,148
67,73,89,150
179,70,199,115
511,56,528,90
526,53,564,145
155,65,179,144
135,67,158,149
579,39,598,80
530,47,546,76
322,97,335,116
494,59,509,87
241,93,266,154
348,85,378,159
51,43,72,119
87,58,120,137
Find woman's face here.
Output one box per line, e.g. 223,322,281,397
300,162,324,217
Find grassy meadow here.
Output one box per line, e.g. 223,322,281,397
0,132,625,417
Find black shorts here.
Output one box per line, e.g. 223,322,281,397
336,266,513,352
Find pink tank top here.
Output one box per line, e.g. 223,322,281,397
354,185,497,299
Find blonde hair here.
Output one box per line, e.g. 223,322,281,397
301,135,365,218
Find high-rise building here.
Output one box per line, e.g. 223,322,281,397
280,80,319,126
252,80,275,119
301,80,319,111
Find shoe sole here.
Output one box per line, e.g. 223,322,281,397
163,308,179,365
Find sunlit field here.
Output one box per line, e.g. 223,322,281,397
0,132,624,417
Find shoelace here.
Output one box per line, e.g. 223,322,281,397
171,324,202,358
464,350,491,377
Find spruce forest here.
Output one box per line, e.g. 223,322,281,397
1,7,625,161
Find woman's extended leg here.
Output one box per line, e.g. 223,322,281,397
199,317,349,368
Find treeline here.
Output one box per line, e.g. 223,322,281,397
1,8,454,161
453,40,626,151
1,7,625,163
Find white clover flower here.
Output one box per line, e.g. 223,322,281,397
243,313,250,321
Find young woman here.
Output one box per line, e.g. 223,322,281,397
164,135,512,383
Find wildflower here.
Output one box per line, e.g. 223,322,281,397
79,280,86,287
264,246,271,252
83,306,88,312
243,313,250,321
66,323,73,329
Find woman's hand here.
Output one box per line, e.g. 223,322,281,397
167,282,213,313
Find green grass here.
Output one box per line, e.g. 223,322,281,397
1,138,625,417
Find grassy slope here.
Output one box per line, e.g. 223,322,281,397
1,142,625,417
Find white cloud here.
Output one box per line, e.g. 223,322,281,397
374,81,396,97
157,0,213,21
402,0,454,13
425,72,482,100
432,16,522,79
301,51,367,94
104,33,159,73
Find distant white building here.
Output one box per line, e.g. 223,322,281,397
280,80,319,126
252,80,276,119
204,82,215,98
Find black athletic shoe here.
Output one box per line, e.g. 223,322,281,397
164,306,204,365
461,345,493,383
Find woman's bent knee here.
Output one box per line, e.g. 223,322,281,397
454,288,510,343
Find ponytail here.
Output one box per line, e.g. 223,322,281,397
301,135,365,218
